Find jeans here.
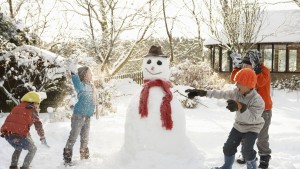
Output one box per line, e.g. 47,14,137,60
257,110,272,156
5,134,37,167
223,128,258,161
65,114,91,149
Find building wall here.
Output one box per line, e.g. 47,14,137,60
208,43,300,74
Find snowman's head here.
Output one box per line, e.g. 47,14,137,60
142,45,170,81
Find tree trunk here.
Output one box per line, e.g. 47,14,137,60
8,0,14,18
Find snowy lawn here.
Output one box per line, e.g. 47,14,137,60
0,83,300,169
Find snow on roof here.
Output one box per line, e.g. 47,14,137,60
0,45,65,65
204,9,300,46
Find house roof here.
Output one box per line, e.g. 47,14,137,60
204,9,300,46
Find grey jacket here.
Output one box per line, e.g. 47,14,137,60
206,88,265,133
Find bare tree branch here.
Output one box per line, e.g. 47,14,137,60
182,0,204,61
162,0,174,62
292,0,300,7
202,0,265,54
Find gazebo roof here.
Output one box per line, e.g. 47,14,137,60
204,9,300,46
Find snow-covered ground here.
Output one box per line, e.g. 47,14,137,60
0,80,300,169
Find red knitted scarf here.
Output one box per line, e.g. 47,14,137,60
139,79,173,130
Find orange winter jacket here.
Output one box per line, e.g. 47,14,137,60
1,102,45,137
230,65,273,111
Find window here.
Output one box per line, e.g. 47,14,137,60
214,47,220,71
221,50,230,71
260,45,272,70
273,45,286,72
288,44,300,72
210,43,300,73
278,50,286,72
289,50,297,71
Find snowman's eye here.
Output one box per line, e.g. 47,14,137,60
157,60,162,65
147,59,151,64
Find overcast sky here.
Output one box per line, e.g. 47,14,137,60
0,0,299,42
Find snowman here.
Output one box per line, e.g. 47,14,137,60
110,45,205,169
123,45,198,155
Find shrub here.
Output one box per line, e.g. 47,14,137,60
0,46,68,112
170,59,225,90
272,75,300,92
170,60,226,108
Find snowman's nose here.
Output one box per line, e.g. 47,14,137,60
151,66,155,71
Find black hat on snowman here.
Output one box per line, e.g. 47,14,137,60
144,45,168,58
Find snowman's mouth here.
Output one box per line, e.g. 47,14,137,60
145,68,162,75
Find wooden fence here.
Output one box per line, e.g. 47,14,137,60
104,71,144,85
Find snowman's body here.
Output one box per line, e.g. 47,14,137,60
124,86,188,154
123,53,189,154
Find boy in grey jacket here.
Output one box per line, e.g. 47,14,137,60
185,68,265,169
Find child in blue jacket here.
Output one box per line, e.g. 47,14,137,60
63,65,98,165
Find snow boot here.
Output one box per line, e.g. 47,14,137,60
63,148,72,165
246,158,257,169
9,166,18,169
211,155,235,169
236,155,246,164
80,148,90,160
20,167,30,169
258,155,271,169
237,155,258,164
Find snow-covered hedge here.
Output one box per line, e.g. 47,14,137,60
170,59,226,90
0,45,69,112
272,75,300,92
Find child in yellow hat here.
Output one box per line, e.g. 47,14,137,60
1,91,49,169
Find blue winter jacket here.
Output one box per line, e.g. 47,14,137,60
72,74,96,117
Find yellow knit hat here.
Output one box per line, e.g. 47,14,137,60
234,68,257,88
21,91,41,103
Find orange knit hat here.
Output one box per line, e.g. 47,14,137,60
234,68,257,88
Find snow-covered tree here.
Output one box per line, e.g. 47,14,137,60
0,11,70,112
0,45,69,111
0,12,32,47
203,0,264,54
59,0,158,76
293,0,300,7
